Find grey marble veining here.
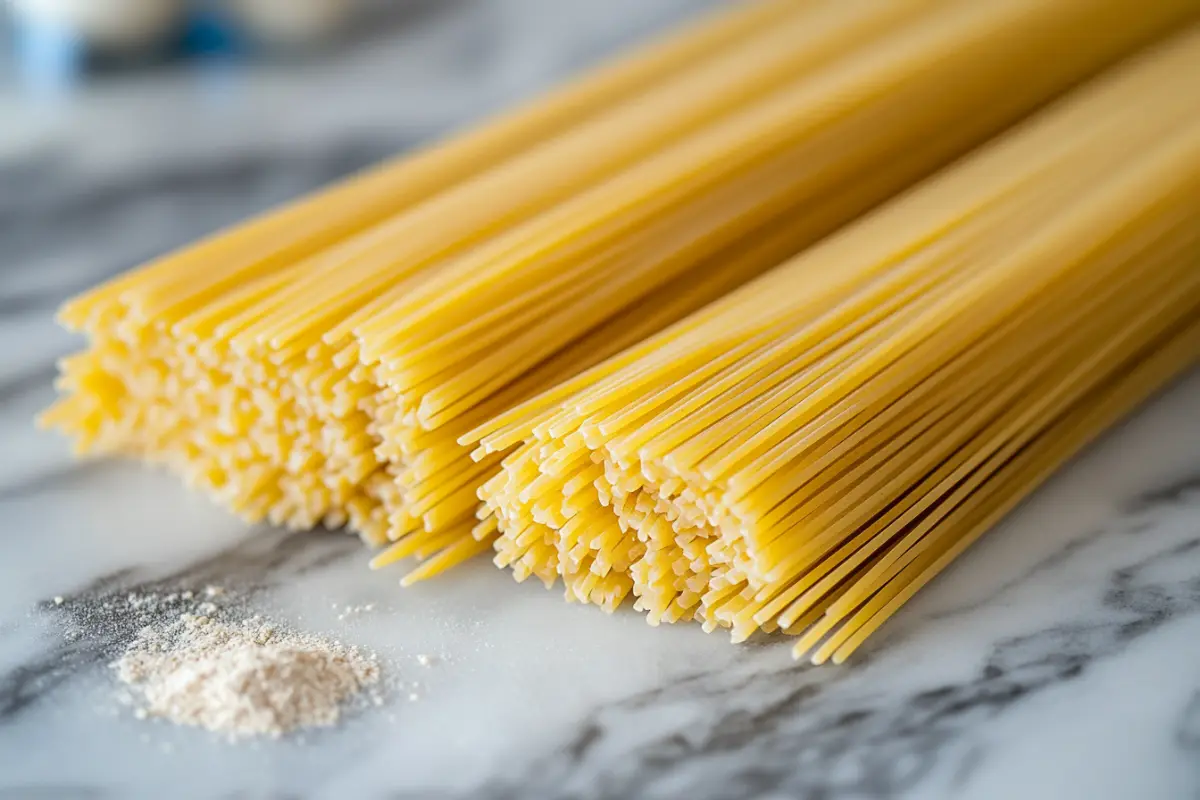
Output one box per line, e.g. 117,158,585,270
1,2,1199,798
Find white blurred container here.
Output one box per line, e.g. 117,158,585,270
8,0,186,51
228,0,355,48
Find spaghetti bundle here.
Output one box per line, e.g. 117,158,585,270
342,0,1200,575
41,0,1200,596
41,0,806,534
465,27,1200,661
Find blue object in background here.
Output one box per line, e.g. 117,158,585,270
181,0,248,105
11,16,86,96
6,0,246,96
5,0,355,93
182,0,243,57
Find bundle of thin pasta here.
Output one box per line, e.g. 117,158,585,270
40,0,808,533
346,0,1200,576
233,0,980,548
465,26,1200,662
42,0,1200,586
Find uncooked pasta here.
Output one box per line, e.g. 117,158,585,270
464,26,1200,661
40,0,1200,660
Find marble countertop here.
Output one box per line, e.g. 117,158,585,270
2,2,1200,798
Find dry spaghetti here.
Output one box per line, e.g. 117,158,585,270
464,26,1200,661
40,0,1200,652
350,0,1199,575
42,0,807,533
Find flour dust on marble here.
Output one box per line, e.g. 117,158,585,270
0,527,403,741
114,593,383,740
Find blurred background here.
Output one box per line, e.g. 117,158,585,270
0,0,717,312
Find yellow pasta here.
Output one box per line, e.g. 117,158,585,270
465,26,1200,661
355,0,1200,575
57,0,800,336
41,0,810,531
40,0,1200,643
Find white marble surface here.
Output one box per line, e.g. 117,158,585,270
2,2,1200,798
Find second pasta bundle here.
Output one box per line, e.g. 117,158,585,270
464,27,1200,660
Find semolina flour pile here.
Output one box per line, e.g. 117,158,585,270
115,609,381,739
